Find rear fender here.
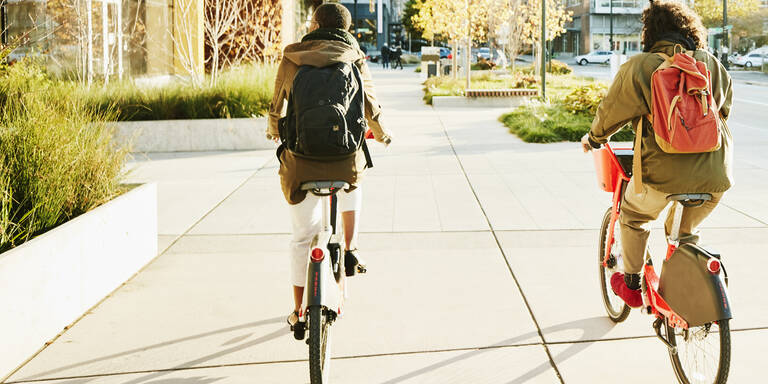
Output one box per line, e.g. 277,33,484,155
659,243,732,327
305,254,340,310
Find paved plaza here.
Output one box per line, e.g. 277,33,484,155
5,67,768,383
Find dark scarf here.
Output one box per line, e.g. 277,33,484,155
302,28,359,49
645,32,697,52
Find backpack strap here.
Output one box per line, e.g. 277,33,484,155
362,139,374,169
632,117,645,194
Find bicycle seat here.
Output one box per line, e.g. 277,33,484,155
300,181,350,191
666,193,713,207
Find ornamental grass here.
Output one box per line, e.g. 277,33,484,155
0,59,127,251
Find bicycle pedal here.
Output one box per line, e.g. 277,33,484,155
292,322,306,341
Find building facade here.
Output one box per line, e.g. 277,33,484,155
339,0,391,51
555,0,643,57
0,0,313,79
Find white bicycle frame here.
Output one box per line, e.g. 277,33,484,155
300,190,343,323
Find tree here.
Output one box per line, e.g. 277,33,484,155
517,0,571,75
693,0,760,27
204,0,241,84
731,9,768,51
402,0,425,41
488,0,525,70
412,0,493,81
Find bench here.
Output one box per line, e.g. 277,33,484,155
465,89,539,98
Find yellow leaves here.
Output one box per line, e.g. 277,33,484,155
412,0,572,46
517,0,573,45
694,0,761,27
412,0,499,41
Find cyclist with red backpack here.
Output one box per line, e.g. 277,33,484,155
267,3,392,329
581,0,733,308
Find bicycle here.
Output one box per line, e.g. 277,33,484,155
593,143,733,384
291,180,365,384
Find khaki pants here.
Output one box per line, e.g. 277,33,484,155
620,179,723,274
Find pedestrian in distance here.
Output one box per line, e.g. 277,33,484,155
381,44,390,68
581,0,733,308
266,2,393,329
393,46,404,70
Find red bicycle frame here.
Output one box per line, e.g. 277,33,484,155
595,144,690,329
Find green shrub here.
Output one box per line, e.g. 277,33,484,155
423,76,465,104
563,83,608,115
0,60,127,251
81,64,277,121
401,53,420,64
499,103,634,143
415,66,422,73
549,60,573,75
519,60,572,75
471,58,496,70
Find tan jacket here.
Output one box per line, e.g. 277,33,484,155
589,41,734,194
269,39,388,204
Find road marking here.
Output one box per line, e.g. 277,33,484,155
735,98,768,107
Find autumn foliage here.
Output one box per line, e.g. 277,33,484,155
204,0,282,74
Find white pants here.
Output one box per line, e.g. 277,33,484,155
288,187,362,287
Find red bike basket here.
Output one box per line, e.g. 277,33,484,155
593,147,622,192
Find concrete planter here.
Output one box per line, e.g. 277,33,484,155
0,183,158,380
114,117,273,153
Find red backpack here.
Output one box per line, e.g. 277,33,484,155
649,49,721,153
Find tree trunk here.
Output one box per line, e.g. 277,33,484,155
452,39,458,78
465,37,471,90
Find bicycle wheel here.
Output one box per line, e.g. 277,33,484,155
308,306,332,384
598,207,631,322
666,319,731,384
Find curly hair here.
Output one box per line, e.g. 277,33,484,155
641,0,707,51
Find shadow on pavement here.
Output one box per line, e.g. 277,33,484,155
379,316,614,384
11,317,283,383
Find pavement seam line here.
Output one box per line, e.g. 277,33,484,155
432,108,566,383
174,225,768,237
0,157,275,384
720,202,768,227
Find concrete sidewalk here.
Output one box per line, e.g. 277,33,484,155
5,67,768,384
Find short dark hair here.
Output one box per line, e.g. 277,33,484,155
641,0,707,51
313,3,352,30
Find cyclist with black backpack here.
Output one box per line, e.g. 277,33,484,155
267,3,392,329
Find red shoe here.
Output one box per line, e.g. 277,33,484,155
610,272,643,308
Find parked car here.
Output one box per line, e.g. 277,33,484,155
476,47,491,61
732,51,766,68
574,50,613,65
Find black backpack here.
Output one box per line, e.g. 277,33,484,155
279,62,369,159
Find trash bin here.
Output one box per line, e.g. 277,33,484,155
421,46,441,78
427,63,437,77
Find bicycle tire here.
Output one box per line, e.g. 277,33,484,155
667,319,731,384
308,306,331,384
598,207,631,322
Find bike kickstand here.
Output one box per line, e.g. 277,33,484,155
653,318,678,355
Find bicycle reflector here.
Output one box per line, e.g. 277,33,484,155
311,248,324,262
707,258,721,274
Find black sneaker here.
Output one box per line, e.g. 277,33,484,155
287,311,305,340
344,250,367,276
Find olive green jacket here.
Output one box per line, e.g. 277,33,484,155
588,41,734,194
269,37,389,204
